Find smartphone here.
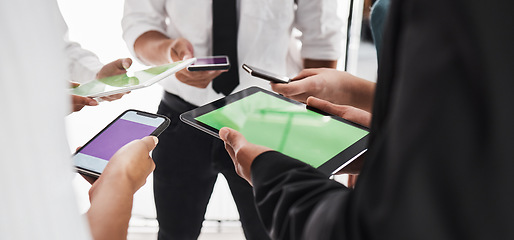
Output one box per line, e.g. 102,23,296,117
73,109,170,178
187,56,231,71
242,64,290,84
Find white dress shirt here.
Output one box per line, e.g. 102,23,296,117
65,36,104,84
122,0,343,106
60,10,104,84
0,1,91,239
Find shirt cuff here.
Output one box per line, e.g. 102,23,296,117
300,40,342,61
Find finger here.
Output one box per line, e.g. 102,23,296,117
108,58,128,72
171,39,194,61
72,95,98,106
181,41,194,60
70,82,80,88
121,58,132,70
307,96,346,116
219,127,246,152
281,92,312,103
205,70,224,80
100,93,126,101
307,97,371,127
271,76,315,97
291,68,320,81
73,104,85,112
170,47,180,62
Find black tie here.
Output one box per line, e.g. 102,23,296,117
212,0,239,96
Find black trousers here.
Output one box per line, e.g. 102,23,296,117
152,92,270,240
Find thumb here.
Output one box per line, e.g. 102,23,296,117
219,127,245,151
109,58,132,70
121,58,133,70
139,136,159,152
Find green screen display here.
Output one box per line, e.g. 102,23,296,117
195,92,368,168
71,62,182,97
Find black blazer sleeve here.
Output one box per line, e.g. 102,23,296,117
251,151,352,240
250,0,514,239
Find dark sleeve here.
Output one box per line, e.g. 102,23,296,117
251,151,352,240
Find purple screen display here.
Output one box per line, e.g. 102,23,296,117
80,119,157,161
193,57,227,65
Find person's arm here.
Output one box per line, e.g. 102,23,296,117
63,25,104,84
122,0,224,89
86,136,158,240
133,31,225,88
303,59,338,69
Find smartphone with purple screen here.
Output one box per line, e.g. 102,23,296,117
187,56,230,71
73,109,170,178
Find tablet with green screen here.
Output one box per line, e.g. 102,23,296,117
71,58,195,98
180,87,369,176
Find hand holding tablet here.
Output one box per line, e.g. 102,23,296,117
180,87,369,176
71,58,195,98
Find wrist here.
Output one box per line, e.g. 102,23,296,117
96,167,140,197
349,77,375,112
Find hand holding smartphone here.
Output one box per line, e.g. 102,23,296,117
187,56,231,71
73,110,170,178
242,64,290,84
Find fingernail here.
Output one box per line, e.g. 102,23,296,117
89,100,99,106
122,61,130,70
219,128,229,141
151,136,159,145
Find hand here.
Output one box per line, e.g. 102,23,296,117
90,136,158,196
169,38,226,88
96,58,133,101
219,127,272,185
71,93,98,112
306,96,372,128
176,69,226,88
272,68,375,112
168,38,194,61
271,68,347,104
86,136,158,240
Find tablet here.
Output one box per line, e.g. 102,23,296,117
70,58,196,98
180,87,369,176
